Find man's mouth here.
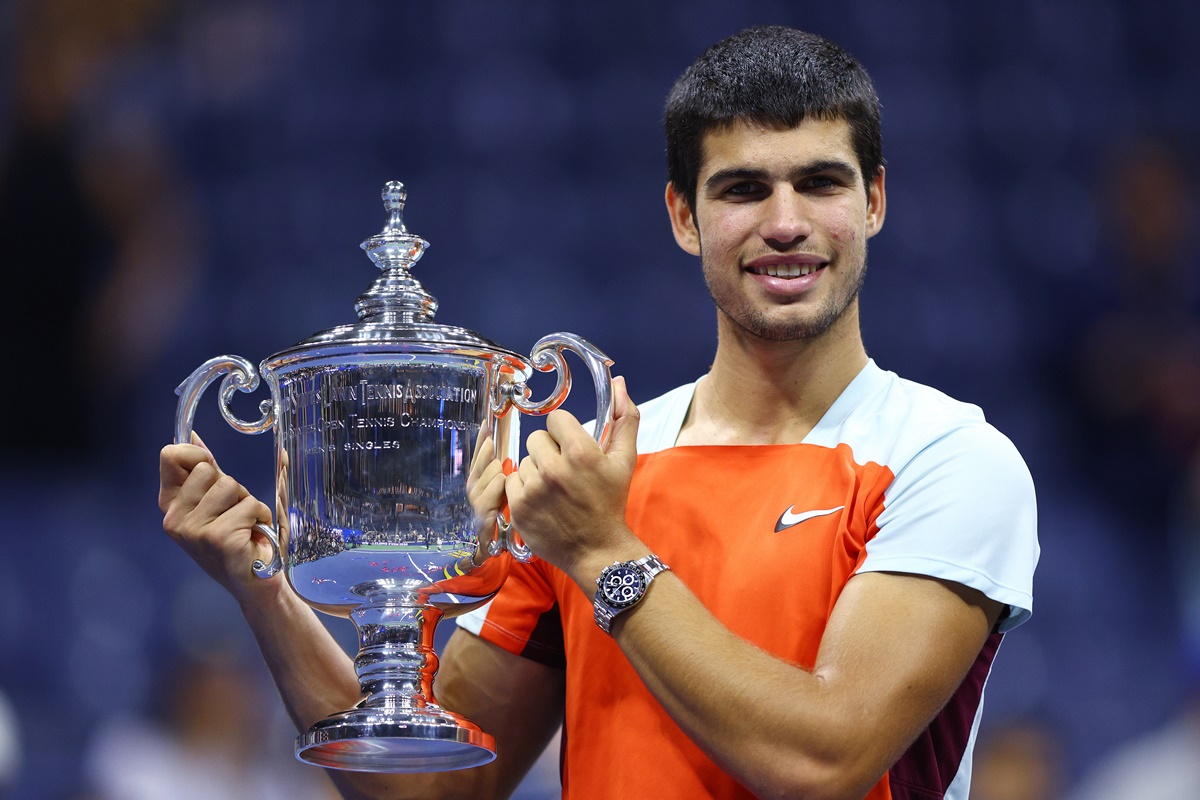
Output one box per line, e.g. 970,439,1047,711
746,262,826,278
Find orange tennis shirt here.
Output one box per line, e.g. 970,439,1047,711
459,361,1039,799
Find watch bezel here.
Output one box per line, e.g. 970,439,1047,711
598,563,648,610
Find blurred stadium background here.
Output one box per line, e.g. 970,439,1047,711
2,0,1199,797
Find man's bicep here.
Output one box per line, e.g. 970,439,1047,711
436,628,566,799
813,571,1002,790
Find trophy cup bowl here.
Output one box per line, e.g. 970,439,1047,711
173,182,613,773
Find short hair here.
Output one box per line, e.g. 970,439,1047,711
665,26,884,209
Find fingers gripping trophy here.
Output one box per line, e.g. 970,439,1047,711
173,182,614,772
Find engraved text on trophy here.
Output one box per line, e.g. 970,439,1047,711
277,360,489,610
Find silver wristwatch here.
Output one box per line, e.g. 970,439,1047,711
593,554,670,634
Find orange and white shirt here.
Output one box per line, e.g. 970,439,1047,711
459,360,1038,799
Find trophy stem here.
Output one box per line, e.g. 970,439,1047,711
353,602,440,708
294,596,496,772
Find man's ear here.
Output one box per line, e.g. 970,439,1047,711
865,166,886,239
665,182,701,256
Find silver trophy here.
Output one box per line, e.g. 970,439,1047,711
174,181,613,773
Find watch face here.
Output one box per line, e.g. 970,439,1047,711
600,565,646,609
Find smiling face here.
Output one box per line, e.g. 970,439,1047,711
667,117,886,343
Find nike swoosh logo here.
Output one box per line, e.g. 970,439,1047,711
774,505,845,532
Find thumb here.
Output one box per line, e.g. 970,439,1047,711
606,376,640,467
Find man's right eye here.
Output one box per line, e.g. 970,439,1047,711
723,182,762,198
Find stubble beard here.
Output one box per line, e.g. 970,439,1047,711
701,250,869,342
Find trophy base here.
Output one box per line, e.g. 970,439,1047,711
295,707,497,772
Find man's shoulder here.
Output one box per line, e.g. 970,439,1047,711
858,364,988,428
821,362,1019,465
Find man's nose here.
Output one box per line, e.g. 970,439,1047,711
760,190,812,249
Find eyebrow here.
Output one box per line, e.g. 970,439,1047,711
703,160,860,192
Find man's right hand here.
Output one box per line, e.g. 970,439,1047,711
158,437,278,604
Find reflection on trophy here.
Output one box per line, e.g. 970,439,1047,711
174,182,613,772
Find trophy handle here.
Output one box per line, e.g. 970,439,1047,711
250,522,283,579
511,332,615,449
503,333,615,562
174,356,282,579
496,514,529,563
174,355,276,443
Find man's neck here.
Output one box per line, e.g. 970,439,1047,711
677,309,869,447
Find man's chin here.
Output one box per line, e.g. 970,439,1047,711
721,307,843,342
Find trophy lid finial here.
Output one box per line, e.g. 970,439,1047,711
356,181,437,322
286,179,519,356
382,181,408,231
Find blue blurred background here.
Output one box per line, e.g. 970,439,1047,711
2,1,1199,798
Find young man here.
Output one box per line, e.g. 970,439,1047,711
160,26,1037,800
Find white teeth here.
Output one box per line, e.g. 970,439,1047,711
756,263,820,277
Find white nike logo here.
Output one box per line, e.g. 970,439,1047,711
774,505,845,532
